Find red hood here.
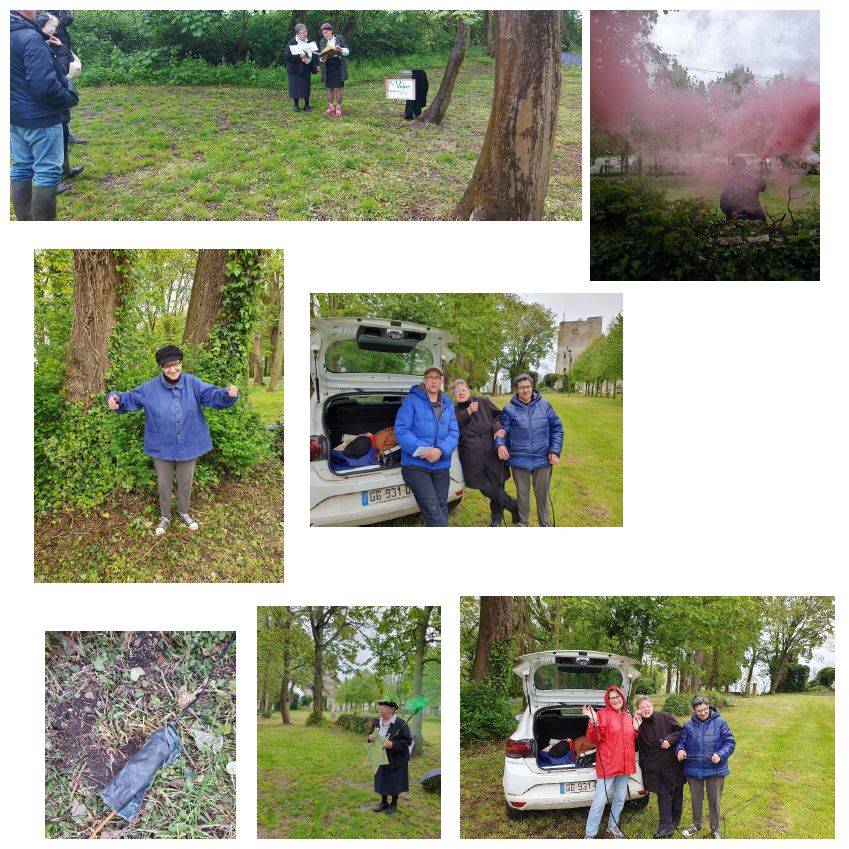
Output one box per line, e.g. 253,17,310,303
603,685,627,710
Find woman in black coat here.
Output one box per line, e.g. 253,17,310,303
367,701,412,815
451,379,519,527
284,23,318,112
634,696,684,839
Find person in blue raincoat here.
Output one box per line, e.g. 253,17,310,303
106,345,239,536
676,695,736,839
393,365,459,527
494,374,563,526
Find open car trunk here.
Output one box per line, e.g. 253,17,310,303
324,393,405,474
533,707,597,770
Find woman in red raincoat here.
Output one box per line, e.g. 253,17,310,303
581,685,637,839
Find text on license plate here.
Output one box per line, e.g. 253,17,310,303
560,780,596,794
362,485,412,506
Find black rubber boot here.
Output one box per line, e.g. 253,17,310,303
11,181,33,220
62,149,84,180
490,510,504,528
31,185,58,221
68,131,86,144
57,182,72,195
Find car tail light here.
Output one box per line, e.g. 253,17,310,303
637,789,647,795
454,488,464,496
505,739,532,759
310,436,326,461
509,801,527,808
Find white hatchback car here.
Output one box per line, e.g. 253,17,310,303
503,650,648,819
310,317,466,526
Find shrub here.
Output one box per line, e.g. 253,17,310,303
591,177,819,281
816,667,835,687
261,710,272,719
305,712,327,726
662,690,733,717
335,713,374,734
460,678,516,744
775,662,810,693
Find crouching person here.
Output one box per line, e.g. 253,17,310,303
633,695,684,838
676,695,736,839
367,700,412,815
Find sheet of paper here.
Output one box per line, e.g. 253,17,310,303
289,41,318,55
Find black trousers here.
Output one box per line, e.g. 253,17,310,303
477,480,518,520
656,782,684,833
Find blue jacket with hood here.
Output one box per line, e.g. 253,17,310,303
675,706,735,779
106,373,238,462
494,389,564,471
10,12,78,128
394,384,459,471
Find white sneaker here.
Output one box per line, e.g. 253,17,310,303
178,513,199,530
155,517,170,536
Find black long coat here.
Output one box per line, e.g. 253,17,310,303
636,710,684,794
284,38,318,99
455,397,510,491
369,715,412,796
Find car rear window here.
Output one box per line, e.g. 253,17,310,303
534,664,624,691
325,340,434,374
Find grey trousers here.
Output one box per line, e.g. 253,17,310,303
152,458,197,518
511,464,553,526
687,775,724,832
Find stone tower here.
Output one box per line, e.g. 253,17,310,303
555,316,603,376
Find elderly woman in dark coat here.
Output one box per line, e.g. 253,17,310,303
367,700,412,815
284,23,318,112
451,379,519,527
634,695,684,839
318,22,350,116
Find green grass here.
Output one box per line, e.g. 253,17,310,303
34,460,283,583
247,383,283,425
45,631,236,839
378,394,622,527
45,60,580,220
651,174,819,218
460,691,834,838
257,710,441,838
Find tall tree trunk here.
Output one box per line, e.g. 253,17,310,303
665,663,673,694
744,648,757,697
63,250,127,409
482,11,497,56
410,606,433,756
183,249,228,345
418,19,467,125
251,331,264,385
452,11,561,220
267,275,284,392
551,597,563,648
470,596,512,681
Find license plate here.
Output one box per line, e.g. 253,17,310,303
362,485,412,506
560,780,595,794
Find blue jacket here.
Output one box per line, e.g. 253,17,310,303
676,707,735,779
494,390,564,471
106,373,238,462
10,12,78,128
394,384,459,471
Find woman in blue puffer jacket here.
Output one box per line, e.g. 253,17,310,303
676,695,736,839
494,374,563,526
393,365,459,527
106,345,239,537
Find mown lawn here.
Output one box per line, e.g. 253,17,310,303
378,394,622,527
652,174,819,218
257,710,441,838
247,383,283,425
460,691,834,839
45,631,236,839
48,60,580,220
34,460,283,583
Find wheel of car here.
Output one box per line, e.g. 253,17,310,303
626,794,650,810
505,802,527,821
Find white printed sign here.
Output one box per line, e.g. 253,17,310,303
385,78,416,100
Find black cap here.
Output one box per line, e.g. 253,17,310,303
155,345,183,366
378,700,399,710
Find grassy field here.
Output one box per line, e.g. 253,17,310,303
34,460,283,583
257,710,441,838
652,174,819,217
460,691,834,839
45,631,236,839
49,59,580,221
378,393,622,527
247,383,283,425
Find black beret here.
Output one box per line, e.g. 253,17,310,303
155,345,184,366
378,700,399,710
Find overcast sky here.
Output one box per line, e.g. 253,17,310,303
651,10,820,83
520,293,623,372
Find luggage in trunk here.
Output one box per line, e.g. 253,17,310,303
534,708,597,770
324,394,405,474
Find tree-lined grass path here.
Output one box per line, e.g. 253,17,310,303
460,691,834,839
379,394,622,527
53,59,580,220
257,711,441,838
